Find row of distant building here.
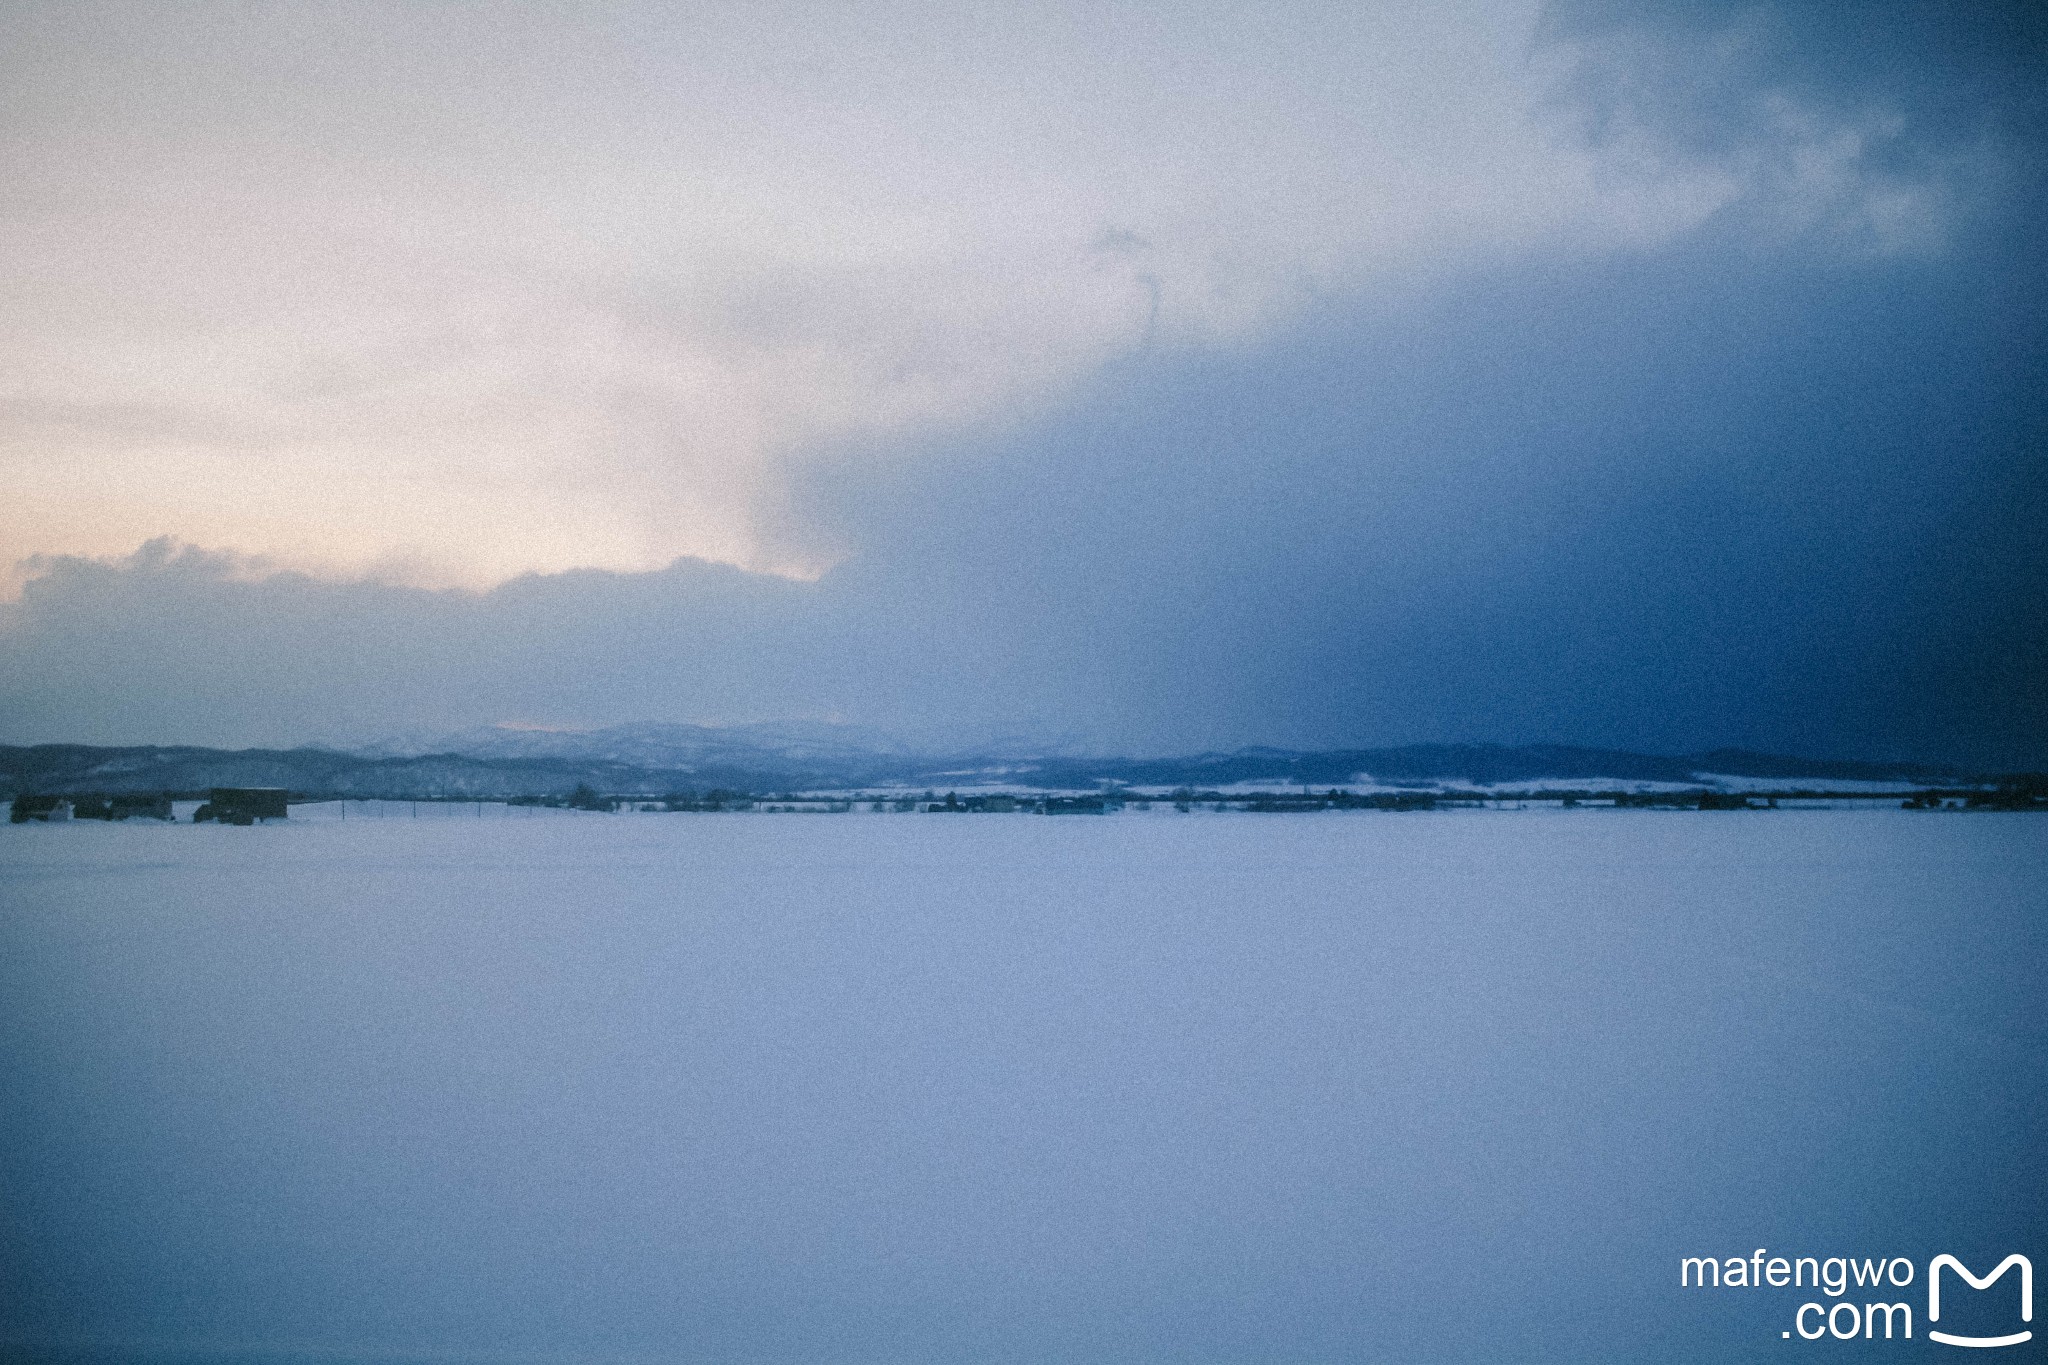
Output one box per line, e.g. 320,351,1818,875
10,788,288,825
10,783,2043,825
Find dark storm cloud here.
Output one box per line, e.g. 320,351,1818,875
1540,1,2048,211
2,0,2042,766
791,206,2047,767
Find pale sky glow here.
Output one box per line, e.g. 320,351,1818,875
0,0,1757,587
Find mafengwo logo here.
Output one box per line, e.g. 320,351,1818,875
1680,1250,2033,1346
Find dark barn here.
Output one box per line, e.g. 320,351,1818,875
196,787,290,824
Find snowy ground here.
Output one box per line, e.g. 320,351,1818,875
2,812,2042,1364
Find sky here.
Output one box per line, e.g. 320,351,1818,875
2,0,2043,765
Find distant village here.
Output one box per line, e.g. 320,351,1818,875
9,780,2044,824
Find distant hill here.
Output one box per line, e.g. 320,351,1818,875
354,719,922,770
0,728,1989,800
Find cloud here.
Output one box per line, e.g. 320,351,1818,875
1,0,1741,585
3,2,2042,764
7,192,2043,766
1536,0,2048,249
0,539,821,747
